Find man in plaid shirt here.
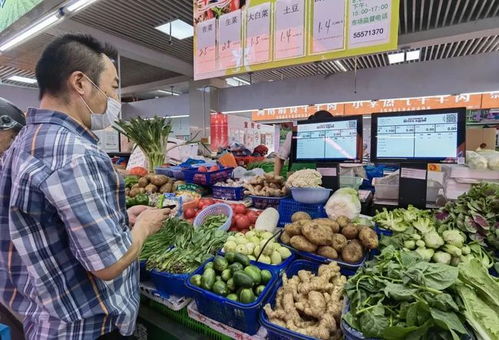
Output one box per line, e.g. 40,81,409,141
0,34,170,339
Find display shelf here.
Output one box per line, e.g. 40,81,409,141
139,281,191,312
187,301,267,340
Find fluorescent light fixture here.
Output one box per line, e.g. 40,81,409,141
155,19,193,40
232,77,250,85
157,90,180,96
7,76,37,84
406,49,421,61
388,52,405,64
0,13,61,52
225,78,239,87
168,115,189,119
66,0,99,12
334,60,347,72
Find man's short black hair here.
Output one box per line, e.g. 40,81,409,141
308,110,333,121
35,33,118,100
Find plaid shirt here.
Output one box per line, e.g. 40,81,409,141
0,109,139,339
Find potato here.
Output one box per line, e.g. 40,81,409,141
144,184,158,193
131,183,140,190
302,221,332,246
314,218,340,233
336,216,350,228
125,188,130,196
281,231,291,244
129,188,140,198
145,173,155,181
358,227,379,250
137,188,146,194
138,177,149,188
331,234,348,251
341,240,364,263
160,182,173,194
284,222,303,236
150,175,169,187
291,212,312,223
317,246,338,259
290,235,318,253
341,223,359,240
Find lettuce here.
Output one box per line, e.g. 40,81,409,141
325,187,361,220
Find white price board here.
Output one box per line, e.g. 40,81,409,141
311,0,346,54
274,0,305,60
348,0,391,48
95,128,120,152
195,18,217,75
218,10,242,69
246,3,272,65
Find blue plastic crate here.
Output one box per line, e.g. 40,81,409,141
0,323,10,340
260,260,355,340
250,195,288,210
340,303,376,340
183,167,233,186
373,224,393,236
151,270,193,298
277,198,327,226
139,260,151,282
212,186,245,201
185,258,278,335
170,166,185,180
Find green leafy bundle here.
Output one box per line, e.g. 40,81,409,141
344,246,469,340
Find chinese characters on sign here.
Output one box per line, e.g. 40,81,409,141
348,0,391,48
218,10,243,69
195,18,217,75
274,0,306,60
312,0,346,54
246,3,272,65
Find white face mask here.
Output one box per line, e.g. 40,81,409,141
80,75,121,131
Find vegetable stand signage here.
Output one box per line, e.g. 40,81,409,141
193,0,400,80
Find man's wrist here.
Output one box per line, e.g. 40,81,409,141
131,223,149,246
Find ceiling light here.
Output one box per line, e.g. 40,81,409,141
0,13,61,52
7,76,37,84
388,52,405,64
168,115,189,119
334,60,347,72
157,90,180,96
232,77,250,85
155,19,193,40
66,0,99,13
406,49,421,61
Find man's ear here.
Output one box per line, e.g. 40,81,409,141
68,71,87,96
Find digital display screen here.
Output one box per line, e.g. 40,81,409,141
295,119,360,162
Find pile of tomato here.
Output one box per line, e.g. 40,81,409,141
183,198,261,233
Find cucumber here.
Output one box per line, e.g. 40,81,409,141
205,262,214,270
201,268,216,291
226,278,236,292
221,269,232,282
225,251,236,264
213,256,229,272
226,293,238,302
260,270,272,284
244,266,261,285
234,253,250,267
233,271,254,289
255,285,266,296
190,274,202,287
216,275,222,282
212,281,228,296
228,262,244,274
239,288,256,304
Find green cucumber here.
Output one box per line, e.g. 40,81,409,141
221,269,232,282
201,268,216,291
212,281,228,296
244,266,261,285
234,253,250,267
225,251,236,264
255,285,266,296
190,274,202,287
226,293,238,301
205,262,214,270
239,288,256,304
213,256,229,272
260,270,272,284
233,271,254,289
228,262,244,274
226,278,236,292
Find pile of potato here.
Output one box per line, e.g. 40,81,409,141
243,173,289,197
281,212,379,264
126,174,184,197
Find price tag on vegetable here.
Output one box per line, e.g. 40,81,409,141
274,0,306,60
218,10,243,69
195,18,217,75
246,2,272,65
348,0,391,49
311,0,346,54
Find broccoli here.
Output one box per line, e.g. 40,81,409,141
415,247,435,261
432,251,452,265
442,230,465,247
424,231,444,249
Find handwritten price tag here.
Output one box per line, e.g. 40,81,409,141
195,18,217,75
348,0,391,48
218,10,242,69
274,0,305,60
311,0,346,54
246,3,272,65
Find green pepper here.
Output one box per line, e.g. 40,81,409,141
124,176,139,188
126,196,137,208
134,194,149,206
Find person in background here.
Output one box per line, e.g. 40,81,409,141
0,34,170,340
476,143,488,151
252,144,268,157
0,98,26,156
274,110,333,176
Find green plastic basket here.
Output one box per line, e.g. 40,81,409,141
142,299,231,340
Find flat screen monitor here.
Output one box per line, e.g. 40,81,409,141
371,108,466,163
292,116,363,163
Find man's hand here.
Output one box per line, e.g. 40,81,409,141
127,205,149,228
134,208,171,238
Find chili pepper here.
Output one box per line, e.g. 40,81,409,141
124,176,139,188
126,196,137,208
134,194,149,206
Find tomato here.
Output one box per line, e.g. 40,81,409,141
246,210,259,224
203,198,215,205
209,165,219,172
236,215,251,230
184,208,197,219
198,166,208,172
233,204,247,215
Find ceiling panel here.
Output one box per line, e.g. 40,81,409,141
119,57,181,87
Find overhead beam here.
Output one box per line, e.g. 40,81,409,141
47,19,193,77
399,16,499,49
121,75,190,95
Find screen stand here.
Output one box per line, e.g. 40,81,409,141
398,163,427,209
317,163,340,192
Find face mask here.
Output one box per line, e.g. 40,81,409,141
80,75,121,131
